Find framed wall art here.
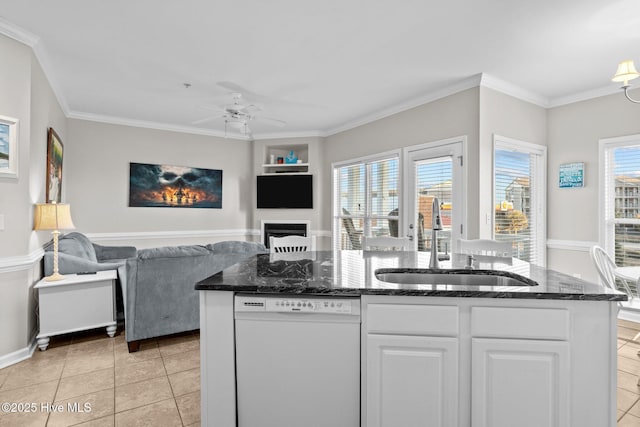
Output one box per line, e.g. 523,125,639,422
46,127,64,203
559,162,584,188
0,115,19,179
129,162,223,208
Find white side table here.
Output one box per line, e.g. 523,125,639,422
35,270,118,351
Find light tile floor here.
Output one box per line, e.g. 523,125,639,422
0,328,200,426
3,321,640,426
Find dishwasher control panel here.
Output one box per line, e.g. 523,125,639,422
235,296,355,314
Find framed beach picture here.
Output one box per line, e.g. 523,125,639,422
129,162,223,208
0,115,19,179
46,127,64,203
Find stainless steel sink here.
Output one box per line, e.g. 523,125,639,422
374,268,538,287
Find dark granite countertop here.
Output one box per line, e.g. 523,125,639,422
195,250,627,301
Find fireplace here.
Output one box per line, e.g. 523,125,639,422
262,221,310,248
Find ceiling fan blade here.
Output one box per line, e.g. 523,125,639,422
191,114,225,125
253,115,286,127
199,105,226,113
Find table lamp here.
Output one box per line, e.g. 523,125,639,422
34,202,76,281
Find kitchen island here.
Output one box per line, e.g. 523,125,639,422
196,250,626,427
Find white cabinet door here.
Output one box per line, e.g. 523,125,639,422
472,338,570,427
367,334,458,427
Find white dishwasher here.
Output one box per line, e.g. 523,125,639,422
234,295,361,427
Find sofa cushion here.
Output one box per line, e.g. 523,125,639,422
208,241,267,254
138,244,210,260
46,232,98,262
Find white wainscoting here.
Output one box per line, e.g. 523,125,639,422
546,239,598,252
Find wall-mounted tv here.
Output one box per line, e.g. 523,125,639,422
257,174,313,209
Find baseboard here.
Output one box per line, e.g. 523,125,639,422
619,307,640,324
0,336,37,369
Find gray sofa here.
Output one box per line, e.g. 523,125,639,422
45,233,266,352
124,240,266,352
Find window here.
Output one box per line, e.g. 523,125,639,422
333,154,400,250
493,136,546,266
600,135,640,268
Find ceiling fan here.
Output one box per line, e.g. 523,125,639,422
192,92,286,137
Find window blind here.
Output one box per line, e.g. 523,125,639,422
334,156,399,250
416,156,453,252
604,144,640,267
494,145,544,264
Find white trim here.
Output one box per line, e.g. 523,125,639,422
403,136,468,251
0,249,44,273
331,149,402,170
618,307,640,324
546,239,598,252
548,85,620,108
0,17,39,47
493,135,547,266
479,74,549,107
598,133,640,253
325,74,484,136
0,337,37,370
69,112,252,141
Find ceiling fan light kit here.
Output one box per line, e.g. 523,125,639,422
612,59,640,103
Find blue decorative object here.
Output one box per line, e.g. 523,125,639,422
559,162,584,188
285,150,298,164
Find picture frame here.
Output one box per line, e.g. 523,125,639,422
0,115,19,179
129,162,223,208
559,162,584,188
46,127,64,203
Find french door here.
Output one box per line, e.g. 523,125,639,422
404,138,465,253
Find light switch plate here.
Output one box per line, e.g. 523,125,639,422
0,214,4,230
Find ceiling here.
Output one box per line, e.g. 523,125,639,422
0,0,639,140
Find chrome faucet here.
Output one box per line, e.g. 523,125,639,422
429,197,443,269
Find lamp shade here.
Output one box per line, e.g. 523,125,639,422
612,60,640,85
33,203,76,231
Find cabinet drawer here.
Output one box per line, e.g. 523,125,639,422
471,307,569,340
367,304,458,336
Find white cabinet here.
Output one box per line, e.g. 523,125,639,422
35,270,118,350
367,334,458,427
470,306,571,427
362,296,618,427
471,338,570,427
365,303,459,427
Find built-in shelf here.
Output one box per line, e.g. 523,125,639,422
262,144,310,174
262,163,310,174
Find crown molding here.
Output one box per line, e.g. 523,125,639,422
324,74,484,136
251,129,326,140
0,18,625,140
68,111,252,141
0,16,39,46
478,74,550,107
547,84,620,108
0,18,71,114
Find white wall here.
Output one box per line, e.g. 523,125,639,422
478,87,547,239
66,119,256,248
323,87,480,238
0,34,66,364
547,89,640,282
253,136,327,248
